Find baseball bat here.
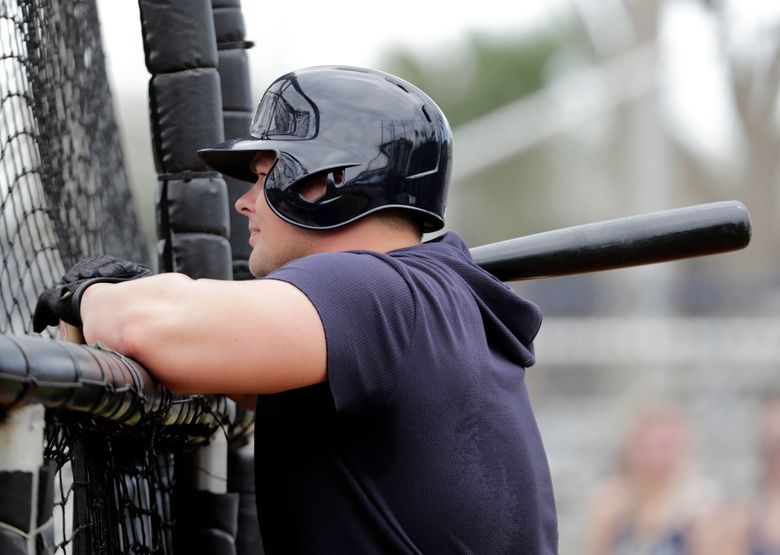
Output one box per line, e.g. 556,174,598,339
470,201,751,281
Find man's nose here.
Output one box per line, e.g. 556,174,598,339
235,185,257,215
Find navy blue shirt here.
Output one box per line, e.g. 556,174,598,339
256,232,557,554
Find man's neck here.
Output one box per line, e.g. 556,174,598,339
314,218,421,254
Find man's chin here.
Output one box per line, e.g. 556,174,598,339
248,253,271,278
249,252,289,278
249,245,311,277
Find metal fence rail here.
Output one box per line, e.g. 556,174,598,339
0,334,252,435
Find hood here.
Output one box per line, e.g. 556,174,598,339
411,232,542,368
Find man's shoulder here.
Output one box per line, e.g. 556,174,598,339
266,249,415,311
271,249,401,279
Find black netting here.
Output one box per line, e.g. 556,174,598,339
0,0,149,336
45,412,179,555
0,0,180,552
0,332,254,553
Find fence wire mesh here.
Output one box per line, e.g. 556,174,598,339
45,412,179,555
0,0,149,336
0,0,192,552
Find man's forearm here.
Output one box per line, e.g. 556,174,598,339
80,274,191,355
77,274,327,395
80,282,130,351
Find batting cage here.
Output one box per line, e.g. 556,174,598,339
0,0,758,553
0,0,259,553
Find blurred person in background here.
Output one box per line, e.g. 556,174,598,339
586,402,726,555
747,400,780,554
727,400,780,555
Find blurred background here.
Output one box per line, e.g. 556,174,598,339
96,0,780,552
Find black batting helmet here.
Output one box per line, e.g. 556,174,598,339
198,65,452,232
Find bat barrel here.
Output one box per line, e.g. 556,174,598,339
470,201,752,282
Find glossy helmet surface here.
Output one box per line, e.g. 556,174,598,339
198,65,452,231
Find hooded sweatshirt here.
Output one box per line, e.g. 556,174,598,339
256,232,558,554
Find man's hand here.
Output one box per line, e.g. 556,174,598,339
33,256,153,332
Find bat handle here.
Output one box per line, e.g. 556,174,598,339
59,321,86,344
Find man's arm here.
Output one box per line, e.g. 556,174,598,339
80,274,327,395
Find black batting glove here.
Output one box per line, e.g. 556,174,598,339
33,256,153,332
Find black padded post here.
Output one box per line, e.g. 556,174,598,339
139,0,232,280
0,454,54,554
138,1,238,553
209,4,262,553
212,0,254,281
228,442,263,555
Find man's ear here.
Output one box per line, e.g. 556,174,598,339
297,173,328,202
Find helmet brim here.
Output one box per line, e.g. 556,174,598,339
198,136,364,184
197,136,272,183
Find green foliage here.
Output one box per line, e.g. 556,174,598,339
379,24,589,243
379,26,582,127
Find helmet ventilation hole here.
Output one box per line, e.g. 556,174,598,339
421,105,432,123
385,76,409,93
329,169,346,188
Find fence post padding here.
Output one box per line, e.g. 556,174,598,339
211,0,254,281
0,471,33,554
229,441,263,555
163,176,231,236
208,3,261,553
139,0,219,72
169,233,232,280
218,49,253,111
0,404,51,555
139,0,238,549
149,69,224,173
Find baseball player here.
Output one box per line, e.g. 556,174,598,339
33,66,558,553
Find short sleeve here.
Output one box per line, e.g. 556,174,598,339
267,251,416,415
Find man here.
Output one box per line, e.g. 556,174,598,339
34,66,558,553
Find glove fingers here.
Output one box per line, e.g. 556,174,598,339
97,259,152,279
39,256,153,333
32,286,67,332
63,256,152,282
